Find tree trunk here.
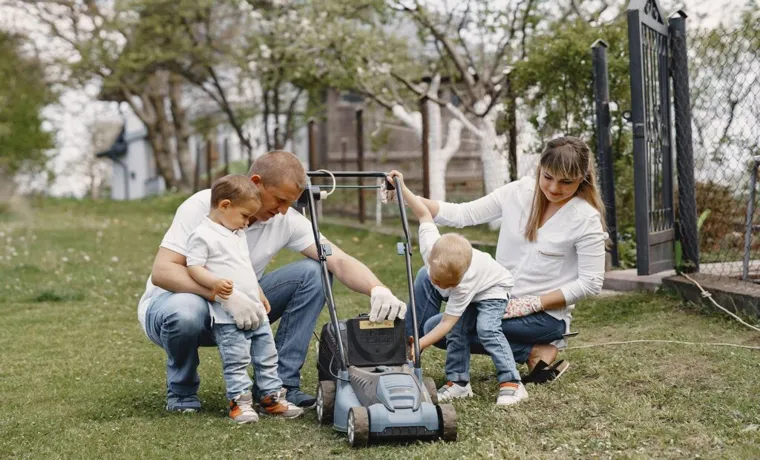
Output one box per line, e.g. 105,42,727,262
479,107,509,230
169,73,193,193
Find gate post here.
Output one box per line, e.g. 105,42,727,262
669,11,700,273
592,39,619,267
627,0,675,275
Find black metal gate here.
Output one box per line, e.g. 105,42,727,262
627,0,675,275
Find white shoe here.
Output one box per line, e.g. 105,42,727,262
496,382,528,406
437,381,474,402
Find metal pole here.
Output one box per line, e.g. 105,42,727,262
393,176,421,368
592,39,619,267
193,140,201,192
341,138,348,171
743,159,759,281
223,137,229,176
356,109,365,223
669,11,700,273
206,138,213,188
420,96,431,199
308,119,318,171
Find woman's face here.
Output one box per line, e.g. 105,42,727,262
539,168,583,204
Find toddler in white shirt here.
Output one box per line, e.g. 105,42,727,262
388,171,527,406
186,174,303,423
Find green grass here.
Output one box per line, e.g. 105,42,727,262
1,196,760,459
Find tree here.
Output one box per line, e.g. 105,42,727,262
16,0,198,192
0,31,56,193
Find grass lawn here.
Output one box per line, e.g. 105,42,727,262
1,195,759,459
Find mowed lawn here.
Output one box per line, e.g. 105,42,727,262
1,195,759,460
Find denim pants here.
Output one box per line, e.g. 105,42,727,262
214,322,281,400
144,258,325,397
446,299,520,383
406,266,566,365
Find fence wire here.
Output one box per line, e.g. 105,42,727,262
676,18,760,281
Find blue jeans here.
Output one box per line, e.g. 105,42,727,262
446,299,520,383
144,258,325,397
214,322,281,400
406,266,566,365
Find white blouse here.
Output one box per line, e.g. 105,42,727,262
434,177,607,328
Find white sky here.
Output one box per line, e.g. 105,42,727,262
0,0,750,197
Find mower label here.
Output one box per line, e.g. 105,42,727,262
359,320,394,329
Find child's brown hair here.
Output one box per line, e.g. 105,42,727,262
210,174,261,208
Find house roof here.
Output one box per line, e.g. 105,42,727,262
96,124,128,159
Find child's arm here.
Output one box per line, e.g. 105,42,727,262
418,313,459,351
186,233,233,300
387,170,433,224
187,266,234,300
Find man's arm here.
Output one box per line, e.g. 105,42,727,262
151,248,214,300
300,241,381,295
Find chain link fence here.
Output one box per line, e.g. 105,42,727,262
674,14,760,282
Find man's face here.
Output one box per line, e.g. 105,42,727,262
250,175,302,222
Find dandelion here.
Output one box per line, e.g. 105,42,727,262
67,248,74,253
61,257,69,262
0,231,4,237
106,279,112,283
83,255,91,262
111,256,119,263
96,231,103,238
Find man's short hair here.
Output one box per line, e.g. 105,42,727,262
211,174,261,208
247,150,307,190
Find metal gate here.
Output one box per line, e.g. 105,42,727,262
627,0,675,275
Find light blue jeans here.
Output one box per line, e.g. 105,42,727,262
407,266,566,365
214,322,281,400
144,259,325,398
445,299,520,383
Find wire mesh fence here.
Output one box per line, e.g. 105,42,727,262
675,14,760,281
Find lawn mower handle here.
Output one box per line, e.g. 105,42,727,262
392,175,421,368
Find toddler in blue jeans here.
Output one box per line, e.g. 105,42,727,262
186,174,303,423
388,171,527,406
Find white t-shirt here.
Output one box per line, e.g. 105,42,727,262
186,217,262,325
418,222,514,317
434,176,607,328
137,189,318,333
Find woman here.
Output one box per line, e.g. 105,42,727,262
410,136,608,398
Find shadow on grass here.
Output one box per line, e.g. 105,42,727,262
30,289,85,302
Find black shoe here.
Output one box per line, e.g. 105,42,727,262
522,360,570,384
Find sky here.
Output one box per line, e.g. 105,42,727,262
0,0,751,197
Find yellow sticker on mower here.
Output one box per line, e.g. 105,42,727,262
359,320,394,329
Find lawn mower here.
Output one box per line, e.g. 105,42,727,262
298,170,457,448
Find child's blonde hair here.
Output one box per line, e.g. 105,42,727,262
524,136,607,242
211,174,261,208
428,233,473,285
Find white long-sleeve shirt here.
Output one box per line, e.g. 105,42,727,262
434,176,607,328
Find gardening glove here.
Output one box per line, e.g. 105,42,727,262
217,289,263,330
503,295,544,319
369,286,407,322
380,177,396,204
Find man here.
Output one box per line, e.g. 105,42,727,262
137,150,407,411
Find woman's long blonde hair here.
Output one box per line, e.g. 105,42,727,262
524,136,607,242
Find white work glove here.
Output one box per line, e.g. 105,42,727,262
380,177,396,204
369,286,407,322
217,289,267,330
503,295,544,319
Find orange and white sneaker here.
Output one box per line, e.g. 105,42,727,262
229,392,259,424
496,382,528,406
259,388,304,419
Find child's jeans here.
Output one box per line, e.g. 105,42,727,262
445,298,521,384
213,322,282,401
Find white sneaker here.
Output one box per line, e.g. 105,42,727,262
496,382,528,406
437,381,474,402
